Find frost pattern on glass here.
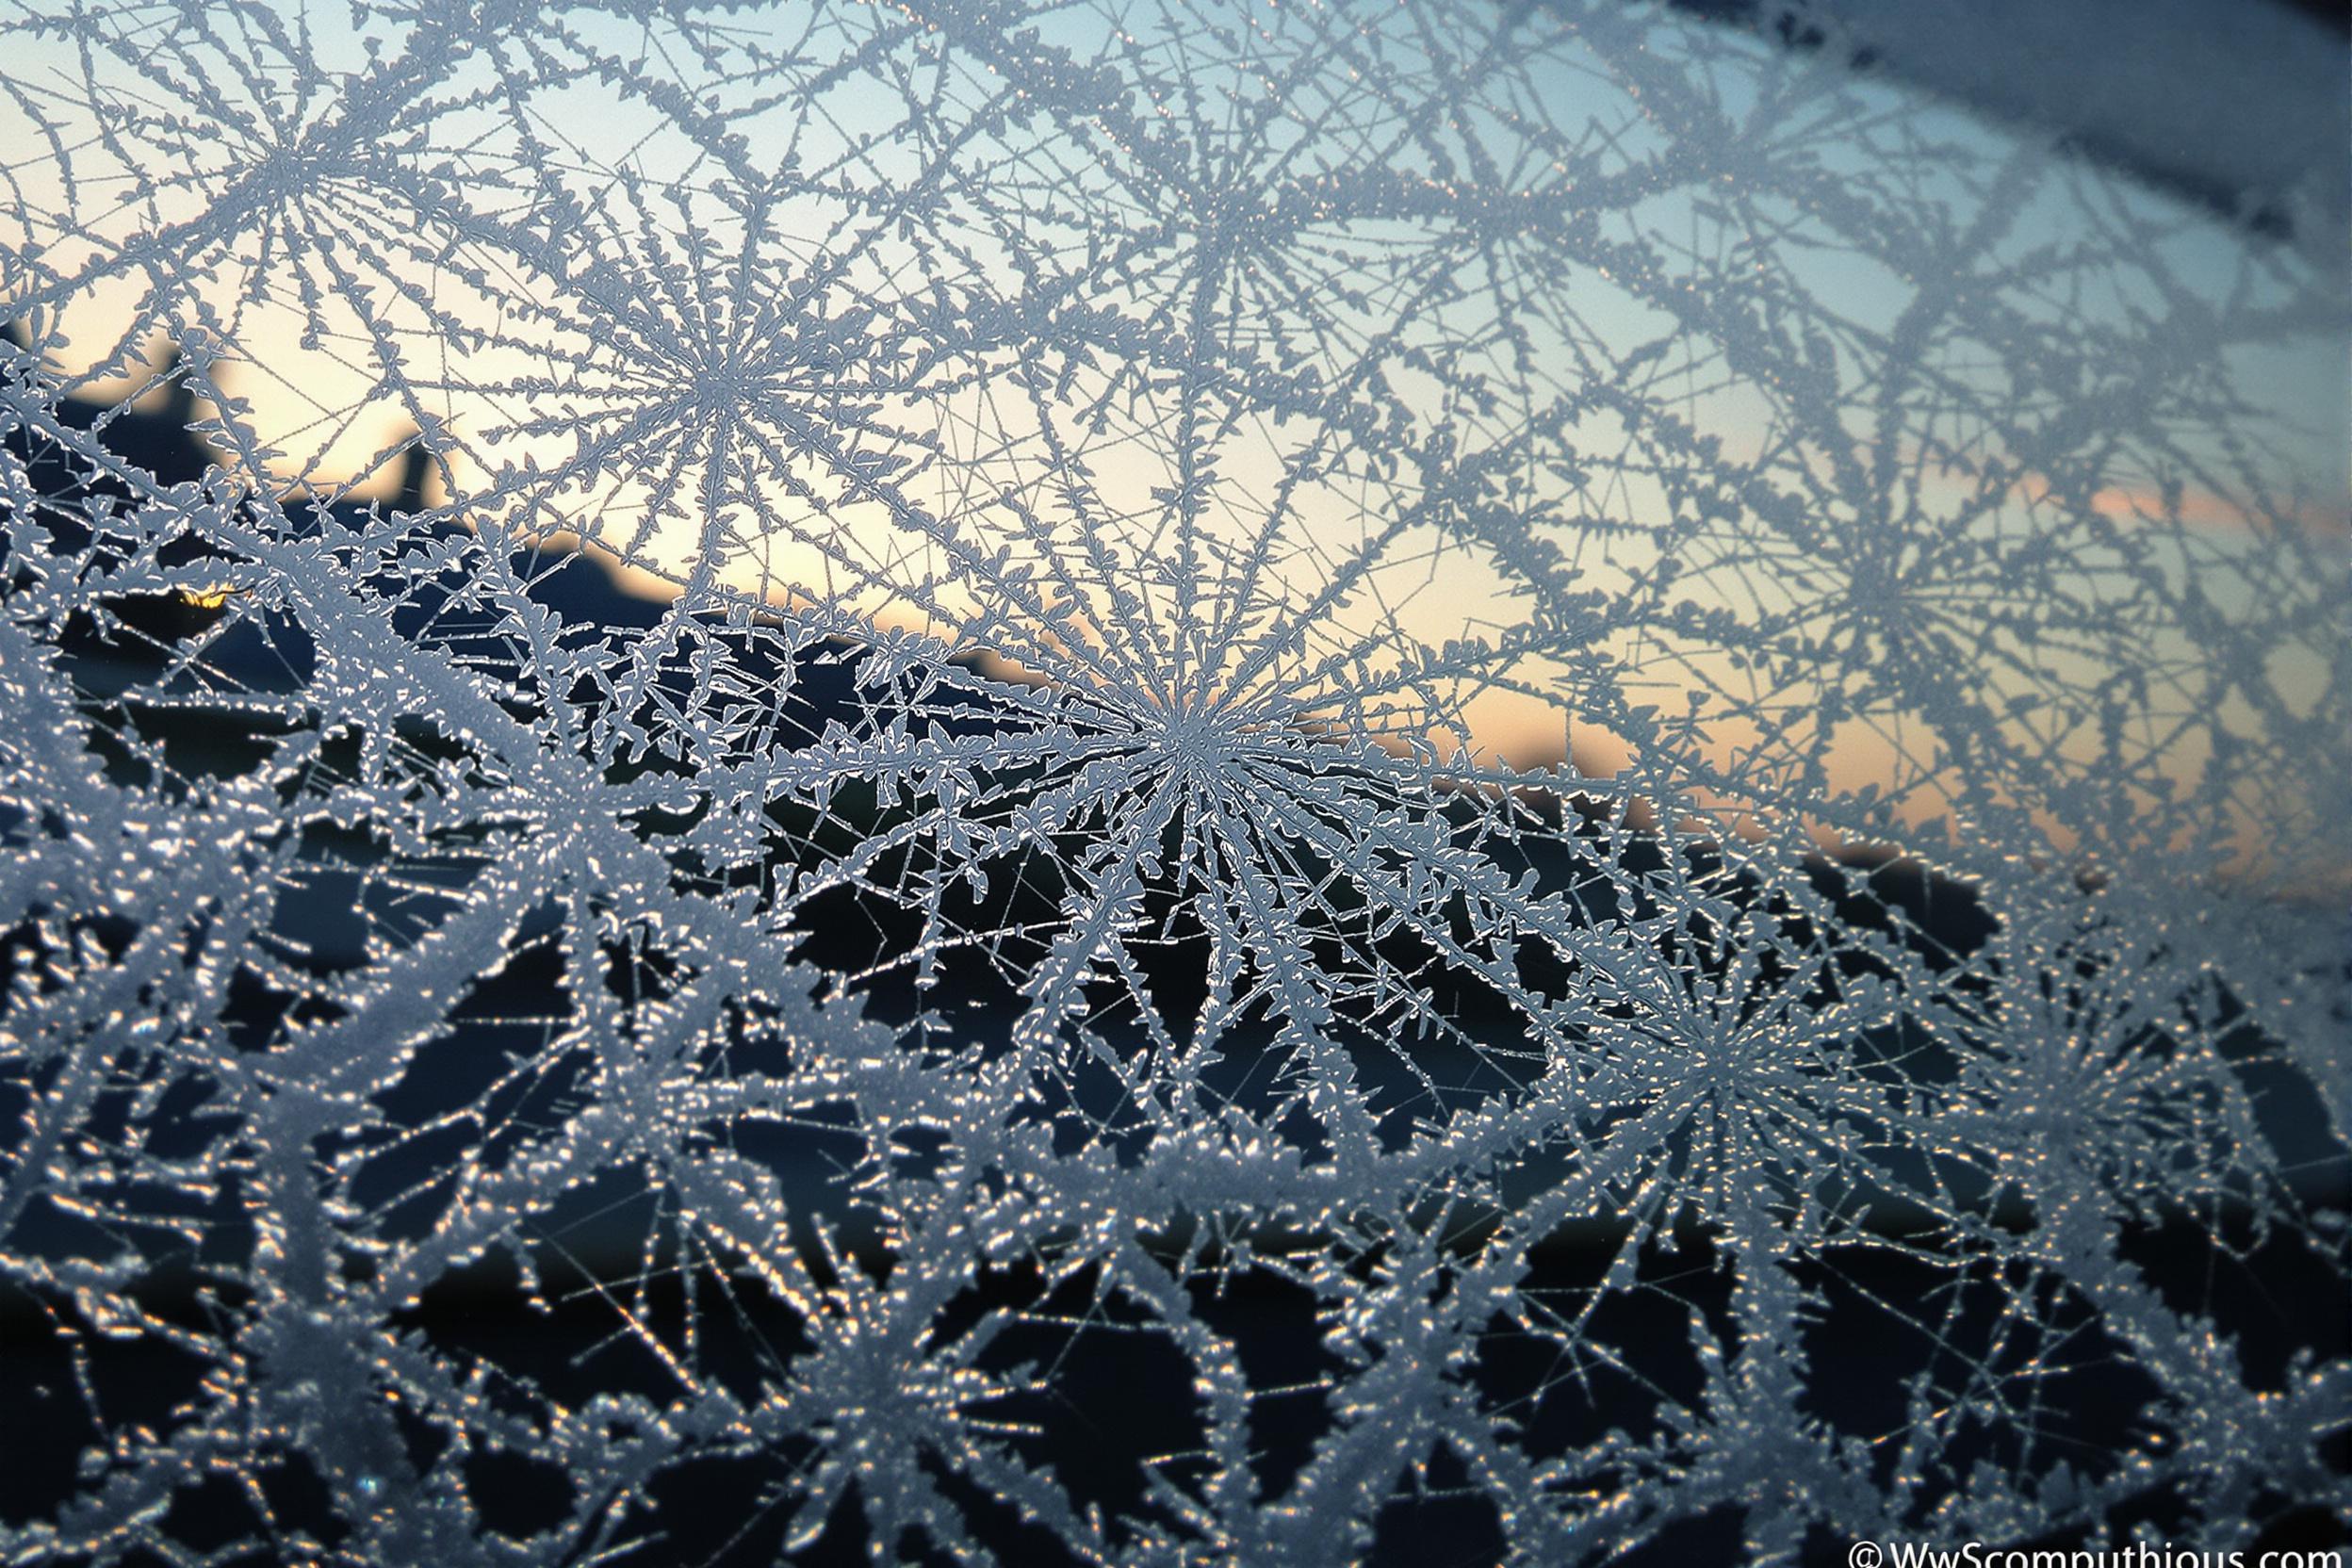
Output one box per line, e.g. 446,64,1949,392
0,0,2345,1561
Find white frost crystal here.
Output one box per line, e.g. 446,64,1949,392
0,0,2344,1561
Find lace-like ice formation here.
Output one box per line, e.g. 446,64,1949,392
1,0,2345,1561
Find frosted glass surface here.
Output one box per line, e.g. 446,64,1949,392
1,0,2344,1560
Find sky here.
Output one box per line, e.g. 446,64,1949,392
3,0,2344,885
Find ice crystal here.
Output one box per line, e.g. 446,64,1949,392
0,0,2344,1562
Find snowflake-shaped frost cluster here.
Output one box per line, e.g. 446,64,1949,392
0,0,2345,1561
